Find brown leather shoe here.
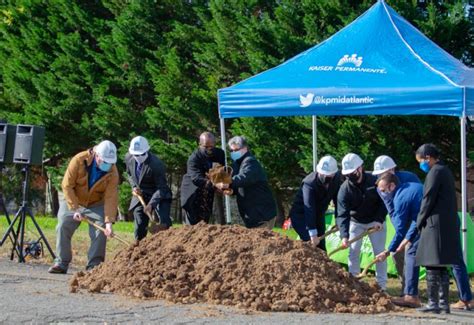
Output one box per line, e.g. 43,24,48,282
48,264,67,274
392,295,422,308
450,300,473,311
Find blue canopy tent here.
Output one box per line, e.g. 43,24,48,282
217,0,474,261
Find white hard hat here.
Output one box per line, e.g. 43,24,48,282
95,140,117,164
129,136,150,155
341,153,364,175
316,155,338,175
372,155,397,175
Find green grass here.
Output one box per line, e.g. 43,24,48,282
0,215,135,267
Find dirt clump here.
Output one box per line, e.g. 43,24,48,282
71,223,396,313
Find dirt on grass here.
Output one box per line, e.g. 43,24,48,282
71,223,396,313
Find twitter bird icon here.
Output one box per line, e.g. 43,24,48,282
299,93,315,107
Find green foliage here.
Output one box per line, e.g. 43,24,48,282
118,173,132,217
0,0,472,212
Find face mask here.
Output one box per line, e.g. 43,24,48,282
419,160,430,173
230,150,242,161
318,174,333,185
347,170,360,183
99,162,112,172
134,152,148,164
380,189,394,199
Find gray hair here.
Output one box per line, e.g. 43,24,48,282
228,136,248,149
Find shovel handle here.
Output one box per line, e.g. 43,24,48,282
133,191,154,219
357,258,378,279
328,227,379,257
83,218,130,246
318,225,339,241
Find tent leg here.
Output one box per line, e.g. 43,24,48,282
220,118,232,224
312,116,318,172
460,115,468,263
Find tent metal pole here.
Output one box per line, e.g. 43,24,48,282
461,113,468,262
220,118,232,224
312,116,318,172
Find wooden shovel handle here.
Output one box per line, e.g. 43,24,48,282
328,227,379,257
83,218,130,246
132,191,153,219
357,258,378,279
318,225,339,241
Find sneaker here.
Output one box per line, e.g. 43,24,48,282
48,264,67,274
450,300,473,311
392,295,422,308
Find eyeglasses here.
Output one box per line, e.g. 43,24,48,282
134,152,147,157
229,148,241,152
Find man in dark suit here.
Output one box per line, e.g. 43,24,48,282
180,132,225,225
289,155,341,251
217,136,277,229
125,136,172,240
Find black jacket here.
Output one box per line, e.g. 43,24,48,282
125,152,172,210
180,148,225,207
290,171,341,235
231,152,277,228
336,172,387,238
415,162,461,266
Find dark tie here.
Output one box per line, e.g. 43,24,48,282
136,162,142,180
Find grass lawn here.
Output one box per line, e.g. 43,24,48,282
0,215,135,267
0,215,471,303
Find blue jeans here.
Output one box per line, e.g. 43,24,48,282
452,250,473,302
404,237,420,296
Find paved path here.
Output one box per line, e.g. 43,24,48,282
0,258,473,324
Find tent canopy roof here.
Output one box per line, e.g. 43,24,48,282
218,0,474,118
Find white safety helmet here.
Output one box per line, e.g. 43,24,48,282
129,136,150,155
372,155,397,175
341,153,364,175
95,140,117,164
316,155,338,175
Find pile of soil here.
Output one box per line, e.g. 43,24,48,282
71,224,396,313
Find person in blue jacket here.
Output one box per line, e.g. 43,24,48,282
375,173,422,308
372,155,421,296
289,155,341,250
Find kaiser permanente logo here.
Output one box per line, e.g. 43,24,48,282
299,93,375,107
308,53,387,74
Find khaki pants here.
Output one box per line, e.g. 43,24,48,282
392,248,406,294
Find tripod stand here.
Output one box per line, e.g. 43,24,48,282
0,165,55,262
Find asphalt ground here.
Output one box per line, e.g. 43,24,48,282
0,258,473,324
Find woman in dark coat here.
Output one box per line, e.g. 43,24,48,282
415,144,462,314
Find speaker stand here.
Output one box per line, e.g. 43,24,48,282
0,192,22,258
0,165,55,262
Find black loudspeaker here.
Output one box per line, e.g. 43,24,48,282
0,123,16,164
13,125,45,165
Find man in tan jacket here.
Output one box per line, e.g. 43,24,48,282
48,140,119,274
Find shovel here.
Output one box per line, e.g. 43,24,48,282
132,192,162,234
83,218,131,246
357,258,378,279
328,227,379,257
318,224,339,241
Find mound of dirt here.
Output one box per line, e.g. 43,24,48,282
71,224,396,313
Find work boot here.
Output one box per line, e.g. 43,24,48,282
450,300,473,311
438,269,450,314
392,295,422,308
417,269,441,314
